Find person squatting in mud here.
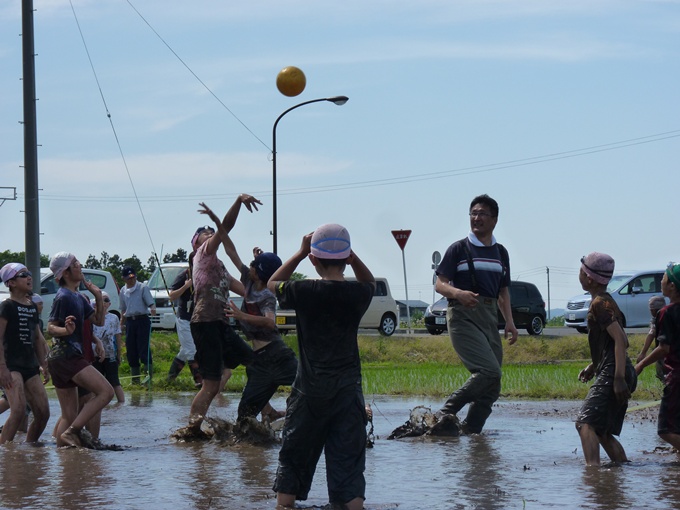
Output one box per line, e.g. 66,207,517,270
0,263,50,445
433,194,518,434
185,198,260,435
575,252,637,466
46,253,114,447
635,262,680,455
268,223,374,510
219,194,297,425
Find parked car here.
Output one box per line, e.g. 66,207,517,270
275,277,399,336
146,262,243,330
0,267,121,331
564,270,668,333
424,280,547,336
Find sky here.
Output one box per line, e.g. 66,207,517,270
1,0,679,314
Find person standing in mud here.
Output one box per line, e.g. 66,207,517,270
0,263,50,444
223,240,296,424
166,263,202,387
185,196,260,435
268,224,374,510
46,253,114,447
635,262,680,455
575,252,637,466
433,194,518,434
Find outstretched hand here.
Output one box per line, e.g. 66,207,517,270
198,202,220,223
239,194,262,213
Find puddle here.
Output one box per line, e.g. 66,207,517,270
1,393,679,509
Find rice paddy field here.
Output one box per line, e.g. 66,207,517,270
137,330,662,401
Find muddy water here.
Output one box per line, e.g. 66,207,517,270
1,393,679,509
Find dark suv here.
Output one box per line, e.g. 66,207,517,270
424,280,547,335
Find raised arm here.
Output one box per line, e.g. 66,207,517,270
222,193,262,233
268,233,312,293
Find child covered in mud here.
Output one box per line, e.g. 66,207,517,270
268,224,374,510
636,295,667,381
47,253,114,447
575,252,637,466
183,198,259,436
0,263,50,444
635,262,680,454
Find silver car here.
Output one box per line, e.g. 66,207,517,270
564,270,668,333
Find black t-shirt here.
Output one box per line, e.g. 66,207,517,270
275,279,373,398
657,302,680,383
171,269,193,321
436,237,510,299
0,299,41,371
587,293,627,377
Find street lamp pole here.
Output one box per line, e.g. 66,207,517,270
272,95,349,254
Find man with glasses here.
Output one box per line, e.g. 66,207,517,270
433,194,518,434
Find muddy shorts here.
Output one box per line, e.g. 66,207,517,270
48,355,91,389
658,378,680,435
191,321,253,381
238,341,297,419
576,362,637,436
274,384,367,504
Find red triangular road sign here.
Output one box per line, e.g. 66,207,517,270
391,230,411,250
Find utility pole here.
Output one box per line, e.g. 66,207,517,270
23,0,41,286
546,266,551,320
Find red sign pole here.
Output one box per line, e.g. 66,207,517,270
391,230,412,333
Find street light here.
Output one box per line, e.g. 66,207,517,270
272,95,349,254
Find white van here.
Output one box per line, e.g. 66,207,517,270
0,267,121,331
146,262,189,330
146,262,243,330
275,277,399,336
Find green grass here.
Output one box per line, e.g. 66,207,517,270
113,330,663,400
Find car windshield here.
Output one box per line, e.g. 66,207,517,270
607,275,633,293
147,267,186,290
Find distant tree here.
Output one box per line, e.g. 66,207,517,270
0,250,49,268
147,255,157,275
84,254,101,269
290,271,306,281
163,248,188,263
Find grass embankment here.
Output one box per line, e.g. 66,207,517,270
122,330,662,401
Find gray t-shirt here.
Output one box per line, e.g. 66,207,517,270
238,264,282,344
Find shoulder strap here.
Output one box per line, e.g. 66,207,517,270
461,239,479,294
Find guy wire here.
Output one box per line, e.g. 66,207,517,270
69,0,160,264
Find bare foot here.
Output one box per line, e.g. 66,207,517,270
61,427,82,447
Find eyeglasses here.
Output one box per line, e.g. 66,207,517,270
469,211,492,219
15,270,32,279
198,226,215,234
103,298,111,303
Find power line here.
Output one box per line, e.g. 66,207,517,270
26,128,680,203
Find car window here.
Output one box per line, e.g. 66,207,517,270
375,281,387,297
81,273,107,290
509,284,528,302
41,275,59,295
620,274,657,295
148,267,186,290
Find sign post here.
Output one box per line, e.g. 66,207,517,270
391,230,412,334
431,250,441,304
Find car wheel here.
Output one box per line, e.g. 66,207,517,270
527,315,544,336
427,327,444,336
378,313,397,336
576,327,588,334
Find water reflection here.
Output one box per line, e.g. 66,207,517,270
0,397,675,509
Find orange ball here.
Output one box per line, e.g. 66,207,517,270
276,66,306,97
